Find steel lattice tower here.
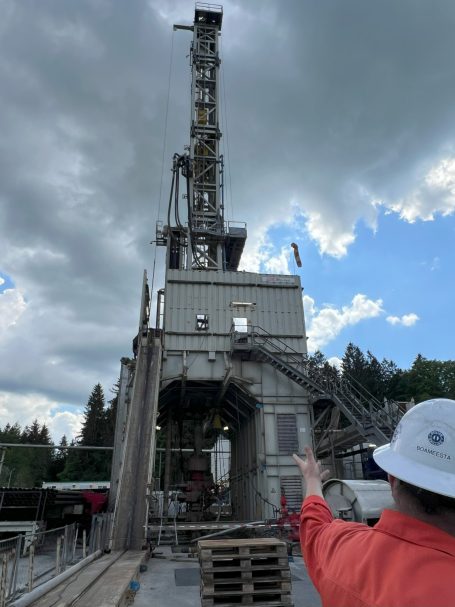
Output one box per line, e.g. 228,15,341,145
158,3,246,272
188,5,224,270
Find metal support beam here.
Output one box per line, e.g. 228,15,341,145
162,409,173,517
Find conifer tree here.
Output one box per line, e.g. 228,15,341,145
342,343,370,386
59,383,114,481
22,420,52,486
48,435,68,481
441,361,455,398
0,423,22,486
399,355,446,403
80,384,107,446
57,438,83,482
0,421,53,487
104,380,119,446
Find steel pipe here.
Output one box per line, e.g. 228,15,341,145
10,550,102,607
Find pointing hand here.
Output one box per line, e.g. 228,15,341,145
293,446,330,484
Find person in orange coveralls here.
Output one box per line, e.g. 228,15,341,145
293,398,455,607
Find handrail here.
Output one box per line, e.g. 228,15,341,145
231,325,402,436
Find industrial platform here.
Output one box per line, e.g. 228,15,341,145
133,546,322,607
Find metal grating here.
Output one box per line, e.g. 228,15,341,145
280,475,303,513
276,413,298,454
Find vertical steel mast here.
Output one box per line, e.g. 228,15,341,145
158,4,224,271
158,4,246,272
188,4,224,270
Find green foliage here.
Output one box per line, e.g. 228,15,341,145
47,435,68,481
2,351,454,488
58,383,114,482
340,344,455,404
342,343,370,386
341,343,399,400
441,361,455,398
104,380,119,446
0,420,53,487
0,382,118,487
398,355,455,403
307,350,340,382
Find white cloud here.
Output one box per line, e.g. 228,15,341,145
386,313,419,327
0,391,83,442
243,151,455,259
264,246,291,275
304,211,356,258
386,316,400,325
46,410,84,442
240,231,293,275
0,288,26,336
425,157,455,191
239,196,367,263
327,356,342,370
239,230,268,273
304,293,384,352
0,0,455,418
0,277,5,286
387,156,455,223
402,313,419,327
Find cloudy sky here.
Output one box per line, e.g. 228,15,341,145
1,0,455,441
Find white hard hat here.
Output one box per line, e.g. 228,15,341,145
373,398,455,498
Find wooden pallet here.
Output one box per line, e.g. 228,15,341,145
201,579,292,595
201,593,293,607
199,539,288,562
200,559,290,573
198,539,293,607
201,568,291,584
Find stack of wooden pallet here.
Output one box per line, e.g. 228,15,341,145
198,538,293,607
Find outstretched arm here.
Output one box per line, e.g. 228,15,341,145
293,446,330,498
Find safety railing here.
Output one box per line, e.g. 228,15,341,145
88,513,113,556
231,325,403,441
0,515,112,605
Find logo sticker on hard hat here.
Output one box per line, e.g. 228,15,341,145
428,430,444,446
391,422,402,444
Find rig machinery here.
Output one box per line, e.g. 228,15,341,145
109,3,402,551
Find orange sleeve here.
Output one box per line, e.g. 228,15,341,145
299,496,335,587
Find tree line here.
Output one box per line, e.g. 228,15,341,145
313,343,455,403
1,346,455,488
0,383,116,487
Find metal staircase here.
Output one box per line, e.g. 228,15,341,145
231,327,404,455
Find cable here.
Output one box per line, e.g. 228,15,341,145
175,165,183,230
249,474,279,515
157,30,175,222
167,168,176,237
151,29,175,300
166,157,188,252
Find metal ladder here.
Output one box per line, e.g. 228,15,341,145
157,498,179,546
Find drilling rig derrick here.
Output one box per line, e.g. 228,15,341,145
112,2,395,553
111,4,310,549
158,3,246,272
